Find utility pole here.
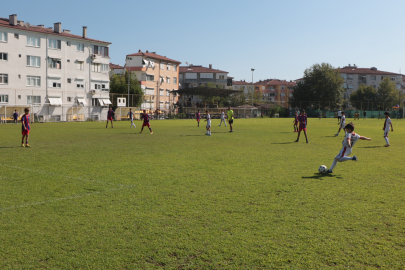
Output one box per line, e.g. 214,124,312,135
251,69,255,107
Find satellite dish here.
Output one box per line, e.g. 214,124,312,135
25,22,30,27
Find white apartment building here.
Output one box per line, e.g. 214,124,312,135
339,64,402,100
125,50,180,113
0,14,111,122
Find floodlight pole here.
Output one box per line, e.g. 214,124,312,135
251,68,255,107
127,58,130,107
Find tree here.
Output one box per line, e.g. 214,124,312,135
110,72,144,107
349,84,378,110
377,77,398,110
290,63,345,109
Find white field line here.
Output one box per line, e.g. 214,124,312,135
0,163,133,188
0,186,130,212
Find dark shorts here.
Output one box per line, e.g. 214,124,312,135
337,116,341,120
107,117,113,121
197,119,200,122
229,119,233,124
294,121,298,125
22,130,30,136
299,128,307,132
143,122,150,127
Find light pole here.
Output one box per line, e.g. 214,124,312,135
251,68,255,107
126,57,130,107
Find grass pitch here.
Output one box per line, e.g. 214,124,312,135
1,117,405,269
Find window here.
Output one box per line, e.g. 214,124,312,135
396,84,401,89
67,78,72,83
166,77,170,84
27,36,40,47
67,97,72,102
26,76,41,86
167,65,171,71
14,33,19,39
77,83,84,88
66,41,71,46
101,84,109,90
27,56,40,67
92,63,101,72
145,88,154,95
391,77,396,81
48,78,61,88
101,64,109,72
343,83,347,88
165,102,170,109
48,58,61,69
185,73,197,79
218,75,225,80
27,95,41,104
93,46,109,57
0,32,7,42
173,65,177,71
348,84,353,89
77,43,84,52
160,89,164,96
166,89,170,96
372,85,376,89
173,77,177,84
160,63,165,69
200,73,213,79
371,76,376,80
0,74,8,84
49,39,61,49
77,61,84,70
94,84,101,89
341,74,347,79
0,95,8,103
381,76,385,80
146,74,154,81
281,86,285,90
18,95,21,99
0,53,7,61
262,86,265,90
348,75,353,80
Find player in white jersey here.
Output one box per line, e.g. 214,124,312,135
325,122,371,173
205,110,211,136
219,111,227,127
127,108,136,128
383,111,393,147
334,111,346,136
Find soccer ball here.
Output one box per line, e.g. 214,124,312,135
318,165,327,174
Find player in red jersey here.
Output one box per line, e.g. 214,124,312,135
21,108,31,147
293,111,299,132
106,107,115,128
196,110,201,127
295,110,308,143
140,110,153,134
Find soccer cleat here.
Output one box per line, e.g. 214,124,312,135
384,144,390,147
150,132,153,134
295,139,299,142
334,134,338,136
25,144,31,148
306,140,309,143
21,143,25,147
139,131,143,133
352,156,357,161
208,134,211,136
218,125,221,126
325,169,332,174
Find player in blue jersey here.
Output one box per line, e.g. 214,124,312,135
295,109,308,143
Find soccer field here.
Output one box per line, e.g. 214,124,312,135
1,118,405,269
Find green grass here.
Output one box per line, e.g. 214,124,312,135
1,117,405,269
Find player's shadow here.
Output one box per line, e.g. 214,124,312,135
180,135,205,137
324,136,337,137
0,146,15,148
359,146,383,148
271,142,295,144
302,174,342,180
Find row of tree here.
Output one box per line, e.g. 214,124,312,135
109,72,144,107
290,63,402,110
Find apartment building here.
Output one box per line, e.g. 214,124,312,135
125,50,180,113
178,64,229,106
109,63,124,77
339,65,402,100
254,79,296,108
0,14,111,122
232,80,251,96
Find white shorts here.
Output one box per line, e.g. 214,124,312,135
340,122,345,129
207,121,211,128
384,130,389,137
335,146,352,159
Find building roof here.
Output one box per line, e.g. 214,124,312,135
171,87,240,97
109,63,124,69
233,80,250,85
179,65,228,74
339,66,400,76
0,17,111,44
254,79,296,86
127,50,181,64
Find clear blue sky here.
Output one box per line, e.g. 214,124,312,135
2,0,404,81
